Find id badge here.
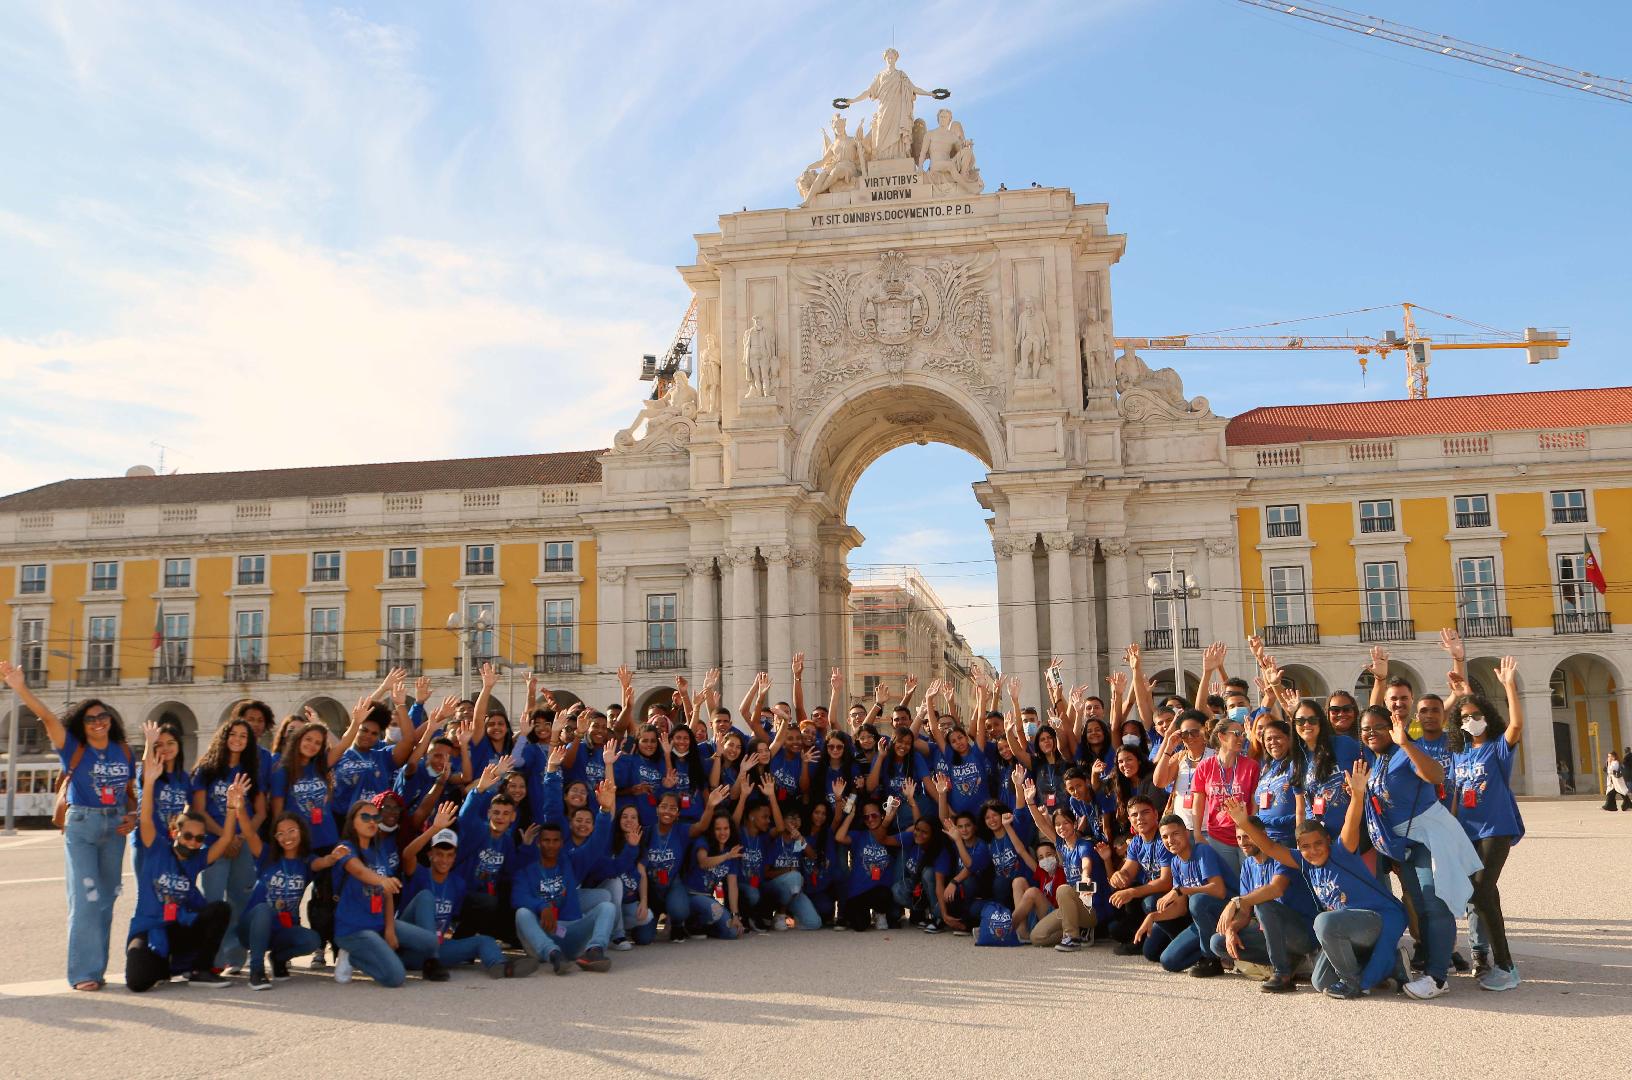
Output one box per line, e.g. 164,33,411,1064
870,867,881,881
681,796,692,809
1046,793,1056,807
370,893,383,914
749,875,760,888
655,869,669,886
1436,784,1447,802
776,787,787,801
1369,795,1383,816
1181,792,1194,810
1259,790,1274,809
277,910,294,929
647,794,657,807
310,806,323,825
100,786,117,805
162,901,178,922
1312,795,1326,816
486,881,496,896
1462,788,1478,809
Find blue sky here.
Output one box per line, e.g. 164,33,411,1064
4,1,1628,660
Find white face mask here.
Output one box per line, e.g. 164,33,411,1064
1038,856,1059,873
1122,734,1141,748
376,821,398,834
1023,722,1039,739
1461,718,1488,738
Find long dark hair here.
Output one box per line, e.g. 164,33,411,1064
668,726,708,793
1109,746,1151,837
280,721,333,798
1289,699,1338,790
65,698,127,748
341,801,379,847
195,718,259,795
148,720,188,777
1446,692,1505,751
811,730,857,800
704,810,740,855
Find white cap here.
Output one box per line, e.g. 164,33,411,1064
430,828,458,848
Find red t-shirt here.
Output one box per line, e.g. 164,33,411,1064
1192,754,1261,844
1034,865,1067,904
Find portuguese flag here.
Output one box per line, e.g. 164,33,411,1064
1585,538,1608,595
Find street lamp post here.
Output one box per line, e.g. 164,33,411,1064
1147,550,1202,704
446,598,491,701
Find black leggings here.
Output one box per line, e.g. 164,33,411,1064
126,901,232,992
1470,836,1513,970
306,845,337,952
840,886,899,931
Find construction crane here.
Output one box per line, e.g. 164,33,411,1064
1114,302,1569,399
1236,0,1632,105
638,298,697,401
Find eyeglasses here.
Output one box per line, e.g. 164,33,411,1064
1219,727,1244,738
1460,712,1485,721
84,713,112,725
1294,716,1320,727
1327,704,1356,714
1358,725,1388,735
863,812,882,821
356,812,381,823
1179,729,1203,739
178,831,206,843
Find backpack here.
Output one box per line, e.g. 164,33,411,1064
52,743,135,829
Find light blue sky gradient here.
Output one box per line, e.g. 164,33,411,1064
4,1,1628,660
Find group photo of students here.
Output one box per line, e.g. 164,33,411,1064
0,625,1526,1000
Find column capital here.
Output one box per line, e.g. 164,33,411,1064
685,557,715,576
1099,538,1129,558
723,546,757,567
1043,531,1075,553
1069,535,1092,555
762,545,791,565
995,534,1033,558
597,565,627,584
789,545,821,569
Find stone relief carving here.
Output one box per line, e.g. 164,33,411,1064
723,546,758,567
598,566,627,584
884,410,933,425
1043,532,1074,552
1115,348,1213,420
794,250,997,414
760,545,791,564
994,535,1033,558
742,316,777,399
1204,537,1235,556
698,333,720,413
1014,296,1050,381
1099,538,1129,558
789,546,821,568
609,371,697,456
685,557,716,576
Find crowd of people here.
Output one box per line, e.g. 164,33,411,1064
0,626,1528,999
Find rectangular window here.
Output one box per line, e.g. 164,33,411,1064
1269,566,1307,625
236,554,266,585
19,618,44,676
645,593,678,651
1556,553,1598,615
163,558,191,589
161,612,190,668
862,674,882,696
234,610,265,662
90,561,118,592
1453,494,1490,529
387,604,417,661
310,607,341,661
312,550,342,583
1550,489,1588,524
1358,500,1395,534
544,541,575,573
1362,561,1402,622
388,548,418,579
466,601,495,660
1149,569,1188,630
1265,505,1302,538
1457,557,1500,618
87,616,117,671
19,564,46,594
543,599,574,655
465,544,495,576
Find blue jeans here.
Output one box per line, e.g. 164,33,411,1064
1312,907,1408,991
1393,841,1454,982
201,841,257,968
1139,895,1191,963
581,880,624,939
63,807,126,987
335,912,440,988
764,871,822,929
1204,836,1243,878
393,891,500,970
1159,893,1223,971
240,903,322,977
515,902,617,960
1208,900,1317,976
891,865,942,921
623,901,658,945
649,876,691,931
684,890,739,938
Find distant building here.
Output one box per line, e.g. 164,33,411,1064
848,569,995,719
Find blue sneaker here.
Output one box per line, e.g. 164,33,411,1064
1323,980,1362,1000
1478,965,1520,992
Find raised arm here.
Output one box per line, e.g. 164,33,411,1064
826,667,845,735
1339,759,1368,854
1493,655,1524,747
205,775,249,865
1222,797,1296,868
139,722,163,848
0,662,65,747
1437,628,1468,701
790,653,806,726
1367,647,1389,709
1127,644,1154,731
402,801,458,875
1390,713,1443,786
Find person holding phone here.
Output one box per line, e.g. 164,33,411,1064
1022,773,1111,950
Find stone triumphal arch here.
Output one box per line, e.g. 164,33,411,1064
598,49,1238,708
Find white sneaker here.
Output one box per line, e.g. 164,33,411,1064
611,938,634,952
333,949,353,985
874,913,889,931
1403,974,1449,1000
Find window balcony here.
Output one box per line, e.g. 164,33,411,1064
637,648,687,671
224,661,268,682
301,660,344,680
1359,619,1415,643
78,667,120,687
1552,506,1589,524
1455,511,1492,529
376,658,423,678
1265,521,1302,538
532,652,583,675
18,666,46,689
1144,627,1200,652
1260,623,1321,647
1458,615,1513,639
464,560,495,576
1554,611,1612,635
149,665,194,686
1359,516,1396,534
542,557,575,573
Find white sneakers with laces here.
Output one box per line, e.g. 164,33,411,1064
333,949,354,985
1403,974,1449,1000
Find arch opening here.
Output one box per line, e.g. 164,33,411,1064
1547,652,1622,796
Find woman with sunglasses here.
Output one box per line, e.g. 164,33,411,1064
2,663,136,992
1449,655,1525,991
1356,703,1482,1000
1290,699,1363,853
1152,709,1213,834
332,800,444,986
1325,691,1361,737
832,780,904,930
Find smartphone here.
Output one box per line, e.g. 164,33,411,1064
843,794,856,814
1076,879,1096,896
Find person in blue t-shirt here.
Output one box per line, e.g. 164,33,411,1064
1449,655,1525,992
331,800,443,987
1022,782,1113,950
930,722,992,818
238,812,348,989
1141,814,1236,975
400,802,538,980
512,821,621,972
1290,700,1363,848
125,736,248,992
332,683,422,815
1253,718,1299,845
1209,807,1318,992
1225,770,1409,1000
833,782,904,931
454,757,536,946
133,720,191,879
191,716,268,973
1106,796,1178,956
679,813,745,940
935,806,992,935
641,793,702,940
614,725,672,828
601,804,658,946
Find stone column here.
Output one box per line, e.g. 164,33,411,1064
1519,686,1561,796
725,546,758,698
790,546,821,682
1101,539,1132,665
1044,532,1078,688
686,557,717,676
596,565,627,677
992,527,1016,684
1005,534,1042,710
764,546,793,687
1070,536,1100,692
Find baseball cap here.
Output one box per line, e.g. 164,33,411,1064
430,829,458,848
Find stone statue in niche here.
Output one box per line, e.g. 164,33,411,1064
741,315,777,399
698,332,720,412
797,114,869,205
1014,296,1050,381
834,48,946,161
919,108,981,194
1115,347,1213,418
1082,335,1116,391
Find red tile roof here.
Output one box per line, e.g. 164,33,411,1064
1225,387,1632,446
0,450,606,512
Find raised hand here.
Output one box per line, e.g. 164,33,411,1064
596,778,616,811
1022,777,1037,802
414,674,431,703
702,668,720,692
675,673,690,695
1437,627,1465,662
903,674,918,697
142,720,162,763
873,682,888,708
617,665,633,691
1447,669,1469,697
1124,642,1143,669
1220,796,1249,827
830,667,844,694
546,745,569,772
706,784,731,808
1106,670,1128,700
1495,655,1519,690
480,662,499,691
759,774,777,799
602,740,621,768
1203,641,1227,669
0,661,23,692
900,777,917,801
351,693,375,725
1345,758,1370,798
791,652,805,679
831,778,847,803
520,824,541,846
431,801,458,832
754,671,771,695
1369,645,1390,680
